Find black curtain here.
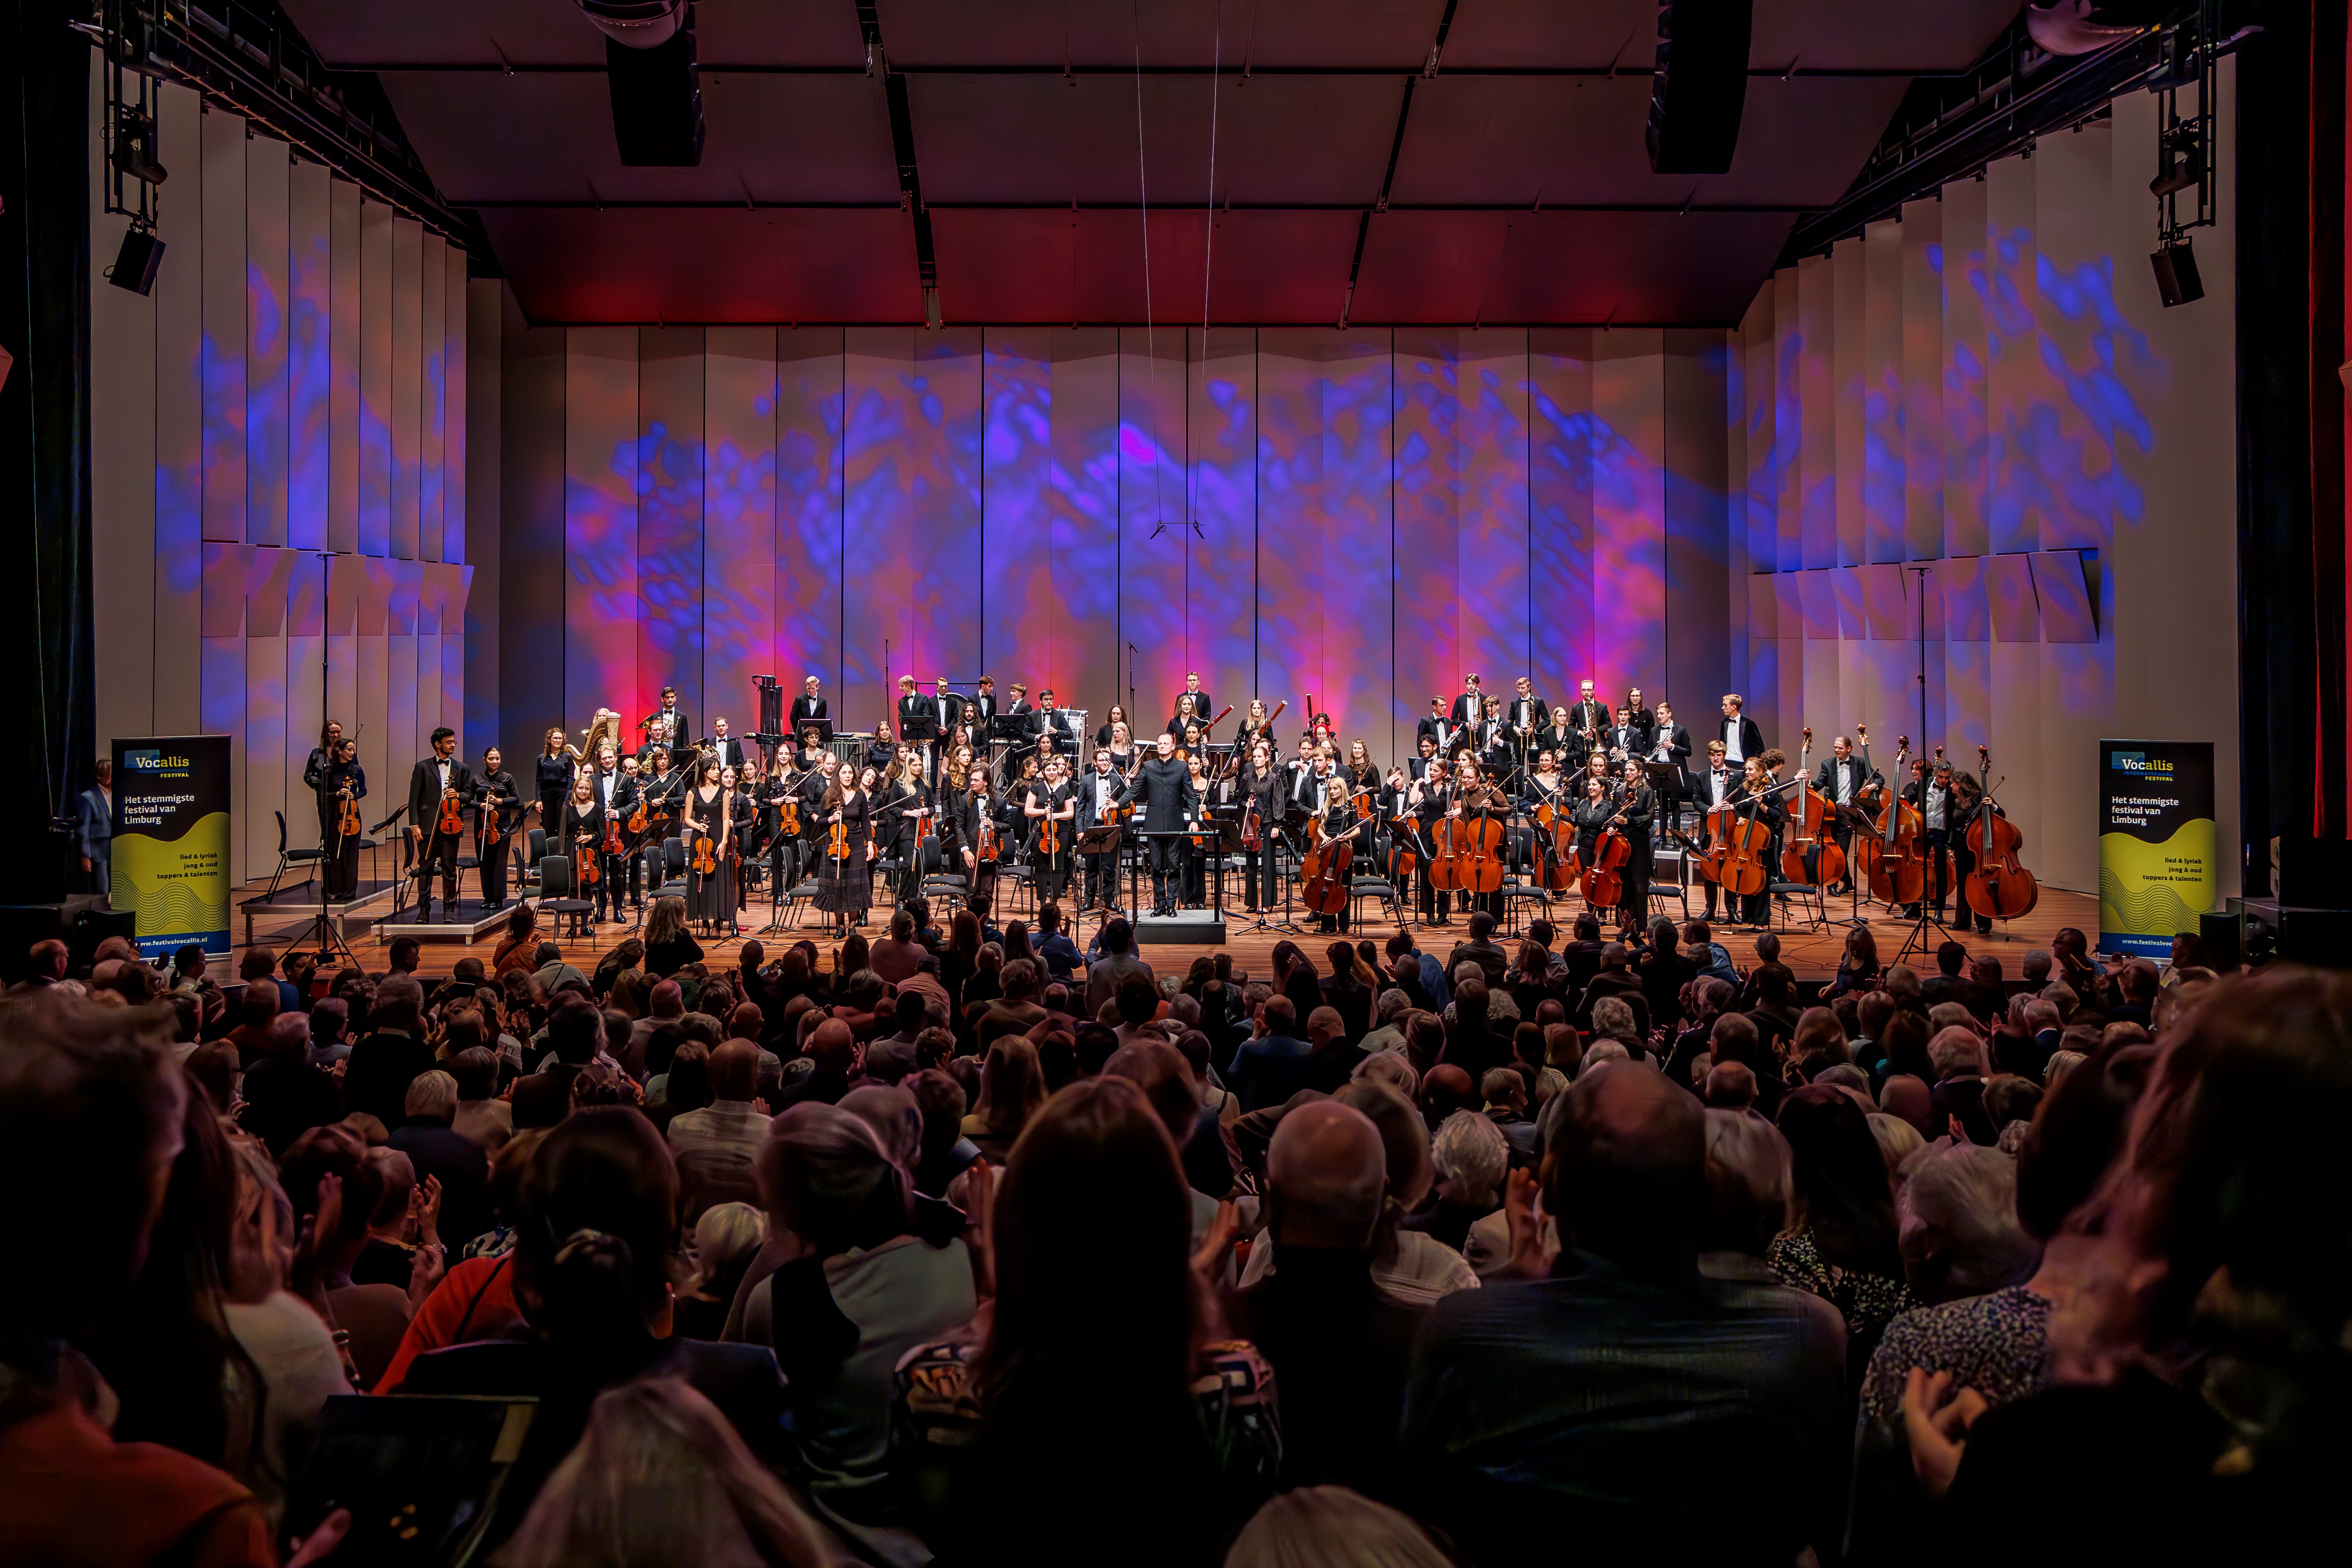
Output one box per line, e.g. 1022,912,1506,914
0,0,96,903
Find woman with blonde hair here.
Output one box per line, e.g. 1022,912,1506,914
495,1379,836,1567
959,1036,1044,1164
1225,1486,1455,1568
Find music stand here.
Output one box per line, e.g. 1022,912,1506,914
1074,823,1123,940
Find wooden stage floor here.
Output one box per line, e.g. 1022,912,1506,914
231,868,2098,985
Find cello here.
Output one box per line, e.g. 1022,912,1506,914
1714,774,1775,904
1300,811,1369,915
1963,745,2039,921
1536,796,1581,892
1582,823,1629,909
1854,736,1925,909
1451,786,1507,896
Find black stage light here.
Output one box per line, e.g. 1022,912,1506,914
111,104,169,188
1645,0,1753,176
108,224,166,297
577,0,705,166
2148,122,2203,199
2149,239,2203,308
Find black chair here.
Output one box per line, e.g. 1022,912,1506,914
258,810,325,903
537,857,596,939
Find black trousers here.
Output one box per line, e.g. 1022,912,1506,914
480,832,514,908
1148,836,1184,910
1616,850,1652,930
414,829,462,913
1241,845,1277,909
1084,850,1120,909
593,850,630,919
1035,860,1071,905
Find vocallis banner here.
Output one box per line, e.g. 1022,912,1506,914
112,736,232,961
2098,740,2216,959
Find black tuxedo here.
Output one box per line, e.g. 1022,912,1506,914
1416,713,1457,753
643,704,690,751
1814,752,1879,809
1566,699,1610,738
1128,756,1200,914
1506,694,1547,736
1448,692,1489,729
407,754,475,916
789,694,828,734
1647,724,1693,773
899,692,955,742
704,736,749,773
1718,713,1767,767
1030,707,1082,756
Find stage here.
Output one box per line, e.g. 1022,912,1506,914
230,870,2099,990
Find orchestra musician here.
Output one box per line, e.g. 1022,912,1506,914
1079,747,1127,913
1030,688,1083,759
1718,693,1766,773
584,744,640,919
1185,753,1219,907
1812,729,1879,896
816,763,875,936
1611,757,1657,930
1128,732,1198,920
896,677,934,771
313,735,365,902
951,764,1009,916
1305,759,1354,933
1444,758,1507,923
639,745,685,900
1624,686,1658,735
1416,697,1455,756
1023,752,1079,905
679,757,737,937
1410,757,1450,925
558,775,610,922
789,675,828,733
405,728,473,923
1566,680,1609,740
1691,739,1736,922
1448,674,1487,730
474,747,522,911
704,716,748,775
535,727,574,835
1170,693,1204,744
1235,699,1275,758
1726,755,1784,928
1509,676,1547,746
1570,774,1614,872
1521,750,1570,874
797,751,839,886
1093,705,1132,750
616,753,649,911
641,686,689,754
863,720,897,779
1170,672,1214,735
970,677,999,729
1537,705,1582,772
1238,740,1284,913
1003,682,1033,720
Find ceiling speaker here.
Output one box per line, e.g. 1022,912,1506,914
1645,0,1753,176
604,2,704,166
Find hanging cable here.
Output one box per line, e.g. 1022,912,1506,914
1132,0,1168,534
1192,0,1220,536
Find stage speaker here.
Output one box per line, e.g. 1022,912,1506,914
1645,0,1753,175
70,905,139,972
2232,897,2352,970
2150,240,2204,308
108,227,166,297
605,5,705,166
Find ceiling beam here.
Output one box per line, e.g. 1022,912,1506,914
354,62,1965,78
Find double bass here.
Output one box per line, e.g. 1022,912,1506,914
1438,788,1507,895
1963,745,2039,921
1853,734,1925,908
1780,728,1848,891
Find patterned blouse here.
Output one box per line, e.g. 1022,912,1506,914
1767,1229,1918,1346
894,1333,1282,1496
1859,1285,2053,1431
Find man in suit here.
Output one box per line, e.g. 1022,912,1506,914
1647,701,1693,778
1812,731,1879,893
1170,671,1214,736
341,975,435,1129
1079,746,1128,913
970,677,999,731
1905,755,1968,924
789,675,828,735
407,727,475,921
1004,682,1034,719
704,716,748,774
1606,705,1651,766
1566,679,1610,743
1689,740,1737,919
1448,673,1487,732
643,685,689,755
1227,994,1314,1112
584,743,641,917
76,758,114,899
1509,676,1547,745
1718,693,1766,772
1416,698,1456,757
1031,688,1083,759
1129,731,1201,918
1407,732,1442,782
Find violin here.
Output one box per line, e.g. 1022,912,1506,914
691,794,720,875
1855,735,1926,908
1582,823,1630,907
776,793,800,838
603,801,626,859
337,786,362,842
626,785,648,836
1964,745,2039,921
437,786,464,837
577,810,601,886
1037,794,1061,859
976,809,998,865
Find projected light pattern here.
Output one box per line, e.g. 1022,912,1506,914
545,327,1694,759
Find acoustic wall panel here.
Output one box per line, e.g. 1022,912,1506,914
358,198,393,558
638,327,706,730
1529,329,1595,702
390,217,422,562
1590,331,1667,717
1187,327,1258,731
288,160,331,553
565,329,640,729
703,327,777,741
1120,327,1193,718
245,136,288,550
200,105,246,547
89,54,158,748
773,330,843,711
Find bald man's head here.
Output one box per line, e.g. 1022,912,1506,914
808,1018,856,1072
1266,1100,1387,1250
1544,1061,1705,1279
1306,1006,1344,1049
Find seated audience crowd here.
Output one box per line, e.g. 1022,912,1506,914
0,913,2333,1564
